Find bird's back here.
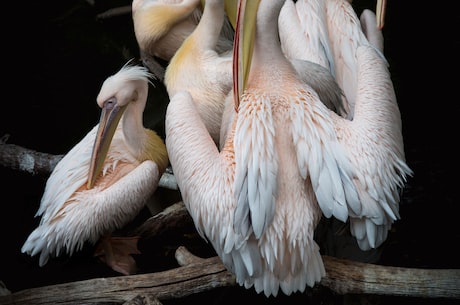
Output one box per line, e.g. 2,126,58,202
229,72,342,295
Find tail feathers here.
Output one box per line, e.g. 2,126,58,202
349,217,390,250
21,225,86,266
237,241,325,297
38,251,51,267
22,230,53,267
227,239,263,282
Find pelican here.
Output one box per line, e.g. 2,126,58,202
163,0,236,145
132,0,235,79
132,0,237,145
225,0,346,117
21,62,169,275
166,0,412,297
132,0,344,147
233,0,412,274
278,0,389,118
275,0,407,251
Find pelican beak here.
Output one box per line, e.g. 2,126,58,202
87,98,127,189
376,0,386,29
224,0,238,29
232,0,260,111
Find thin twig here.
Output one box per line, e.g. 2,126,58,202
96,6,131,20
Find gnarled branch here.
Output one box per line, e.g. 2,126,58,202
0,245,458,305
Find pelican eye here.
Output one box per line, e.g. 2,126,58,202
104,98,117,109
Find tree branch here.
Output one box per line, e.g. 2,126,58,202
321,255,460,299
0,246,458,305
0,139,63,177
134,202,192,238
0,247,234,305
96,6,132,20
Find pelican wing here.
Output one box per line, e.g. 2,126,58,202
22,158,159,266
318,0,413,249
165,90,221,240
331,45,412,250
233,92,278,239
290,44,412,250
325,0,387,119
166,90,263,279
278,0,346,115
279,0,333,71
276,0,412,250
289,87,359,224
36,126,98,221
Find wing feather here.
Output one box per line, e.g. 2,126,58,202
234,93,278,239
332,46,413,249
289,86,359,223
37,126,98,221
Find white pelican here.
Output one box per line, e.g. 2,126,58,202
166,0,412,297
278,0,389,118
233,0,412,271
163,0,235,145
225,0,346,116
21,62,169,275
277,0,407,251
132,0,235,79
132,0,344,149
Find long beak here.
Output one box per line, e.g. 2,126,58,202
87,98,127,189
224,0,238,29
376,0,386,29
232,0,260,111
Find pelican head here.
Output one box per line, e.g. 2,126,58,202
132,0,203,61
87,62,155,189
133,0,238,64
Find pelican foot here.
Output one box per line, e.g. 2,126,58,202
94,235,141,275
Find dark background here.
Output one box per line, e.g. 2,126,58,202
1,1,458,304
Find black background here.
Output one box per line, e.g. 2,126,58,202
1,1,458,304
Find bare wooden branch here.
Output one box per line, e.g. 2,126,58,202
175,245,207,266
0,140,63,176
321,255,460,299
1,247,458,305
0,248,234,305
96,6,132,20
134,202,192,238
122,294,163,305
